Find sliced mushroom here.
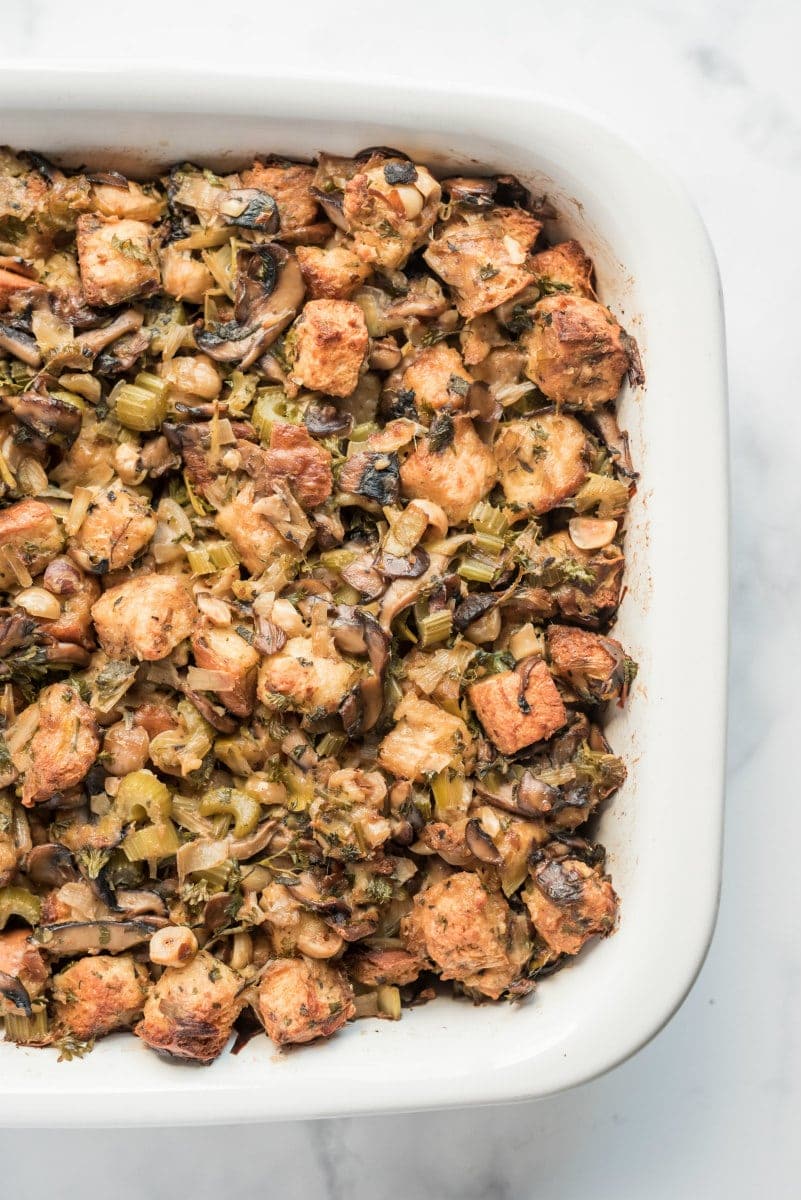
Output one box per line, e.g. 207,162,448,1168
340,555,386,600
26,843,79,887
453,591,498,632
196,245,304,369
34,918,164,957
76,307,144,356
465,818,503,864
442,177,498,208
0,323,41,368
585,406,637,479
229,820,279,861
3,389,82,447
377,547,430,580
0,971,32,1016
339,451,400,504
304,403,353,439
217,188,279,232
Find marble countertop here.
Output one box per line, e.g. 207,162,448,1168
1,0,799,1195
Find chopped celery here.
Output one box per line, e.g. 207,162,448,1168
114,382,167,431
471,500,509,537
474,531,505,557
199,787,261,839
418,609,453,647
458,557,496,583
122,820,181,862
0,886,41,930
116,769,172,824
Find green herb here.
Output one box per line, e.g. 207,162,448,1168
447,374,470,398
537,276,572,296
478,263,499,280
75,847,111,880
365,877,394,906
111,235,151,264
427,412,455,453
56,1034,95,1062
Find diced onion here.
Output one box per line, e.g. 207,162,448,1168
176,836,231,882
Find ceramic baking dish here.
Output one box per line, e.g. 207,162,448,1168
0,65,728,1126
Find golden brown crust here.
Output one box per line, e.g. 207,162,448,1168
295,244,370,300
91,573,198,661
135,952,243,1062
424,208,541,319
289,299,368,397
399,416,497,524
523,294,630,409
52,954,149,1040
20,682,100,806
495,411,589,516
468,660,567,755
75,214,160,307
523,858,618,955
257,956,355,1046
401,872,529,999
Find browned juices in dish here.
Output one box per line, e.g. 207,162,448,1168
0,146,639,1062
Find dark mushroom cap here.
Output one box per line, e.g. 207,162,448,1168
33,918,165,958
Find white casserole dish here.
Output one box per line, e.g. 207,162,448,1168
0,65,728,1126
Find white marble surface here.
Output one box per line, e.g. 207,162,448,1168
1,0,799,1195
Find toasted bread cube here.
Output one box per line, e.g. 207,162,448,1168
400,415,496,524
214,486,297,576
91,573,198,661
52,954,149,1041
135,951,242,1062
378,694,474,781
347,947,423,988
0,930,48,1016
523,857,618,955
523,294,630,409
257,957,355,1046
192,624,259,717
19,682,100,806
295,244,370,300
529,239,595,298
424,208,541,319
400,872,530,999
76,214,160,307
92,181,164,223
257,635,357,714
343,159,441,269
241,161,319,232
469,659,567,755
546,624,629,702
68,484,156,573
263,422,333,509
401,344,473,413
289,299,368,398
495,411,589,516
0,498,64,587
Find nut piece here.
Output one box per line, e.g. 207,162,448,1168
149,925,198,968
